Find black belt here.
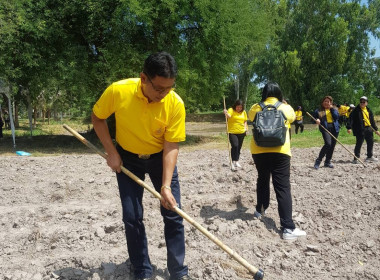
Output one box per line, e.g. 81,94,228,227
117,144,162,160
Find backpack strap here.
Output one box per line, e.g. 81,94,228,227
258,102,265,110
273,101,283,109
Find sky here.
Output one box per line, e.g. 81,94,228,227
369,34,380,58
361,0,379,57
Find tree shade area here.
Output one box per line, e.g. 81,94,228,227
0,0,379,126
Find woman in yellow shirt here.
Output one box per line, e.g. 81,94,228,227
248,82,306,240
223,100,248,170
312,96,340,169
294,106,304,134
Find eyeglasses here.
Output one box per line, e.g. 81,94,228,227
360,101,367,104
145,74,176,94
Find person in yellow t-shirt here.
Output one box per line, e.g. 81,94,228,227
312,96,340,169
337,103,349,126
294,106,304,134
223,99,248,170
92,52,192,280
248,82,306,240
347,96,380,163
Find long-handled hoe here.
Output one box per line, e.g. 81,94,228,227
306,112,366,166
63,124,265,280
223,97,234,171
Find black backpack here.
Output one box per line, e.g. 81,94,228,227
252,101,288,147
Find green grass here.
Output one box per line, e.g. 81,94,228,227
289,126,357,148
1,118,378,156
206,125,370,150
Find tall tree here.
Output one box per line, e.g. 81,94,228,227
254,0,380,111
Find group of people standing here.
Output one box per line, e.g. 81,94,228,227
313,95,380,169
85,51,379,280
223,89,380,244
224,82,307,241
224,94,380,172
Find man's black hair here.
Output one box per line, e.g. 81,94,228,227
143,51,177,79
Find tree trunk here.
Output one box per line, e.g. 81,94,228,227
235,76,240,100
26,88,33,136
33,105,37,127
14,103,19,128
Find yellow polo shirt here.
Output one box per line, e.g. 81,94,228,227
325,109,333,123
362,107,370,126
338,105,348,116
227,108,247,134
93,78,186,154
248,97,295,156
295,110,303,121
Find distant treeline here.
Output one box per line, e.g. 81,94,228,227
1,0,379,126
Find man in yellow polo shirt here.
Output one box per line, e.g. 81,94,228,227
92,52,192,280
347,96,380,163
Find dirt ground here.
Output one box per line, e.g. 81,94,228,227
1,127,380,280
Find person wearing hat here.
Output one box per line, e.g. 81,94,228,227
347,104,355,117
347,96,380,163
294,106,304,134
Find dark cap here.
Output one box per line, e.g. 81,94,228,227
360,96,368,102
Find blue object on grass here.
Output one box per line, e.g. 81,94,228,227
16,151,31,156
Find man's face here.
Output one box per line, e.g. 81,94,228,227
140,72,176,103
360,99,367,109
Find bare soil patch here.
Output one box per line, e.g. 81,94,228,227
1,142,380,280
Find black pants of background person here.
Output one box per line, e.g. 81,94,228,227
229,133,246,161
252,153,295,230
354,126,374,159
338,115,347,126
295,121,304,134
317,124,339,164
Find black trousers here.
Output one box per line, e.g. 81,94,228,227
354,127,374,159
295,121,304,134
229,133,246,161
252,153,295,230
317,125,339,163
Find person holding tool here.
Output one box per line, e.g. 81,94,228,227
294,106,304,134
223,99,248,170
91,51,192,280
347,96,380,164
312,96,340,169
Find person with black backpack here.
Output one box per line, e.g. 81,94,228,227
248,82,307,240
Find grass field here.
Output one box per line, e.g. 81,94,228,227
0,117,378,156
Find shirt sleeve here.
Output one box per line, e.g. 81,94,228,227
92,84,116,119
282,104,296,123
248,104,260,121
165,100,186,142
